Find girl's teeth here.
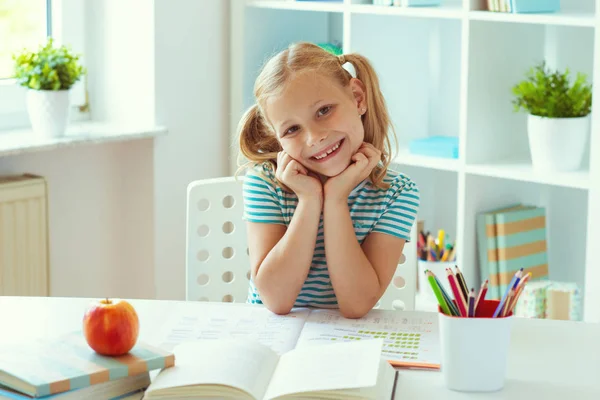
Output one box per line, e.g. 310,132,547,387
314,141,341,160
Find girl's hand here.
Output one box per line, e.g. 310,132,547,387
324,142,381,203
275,151,323,203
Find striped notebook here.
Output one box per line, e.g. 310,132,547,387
0,331,174,398
494,206,550,295
476,204,529,299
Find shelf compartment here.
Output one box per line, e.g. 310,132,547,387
465,21,594,169
462,174,589,299
351,14,462,157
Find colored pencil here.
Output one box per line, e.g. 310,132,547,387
426,270,452,315
475,279,488,313
455,265,469,303
493,268,523,318
434,274,460,316
506,272,531,314
501,289,514,317
468,288,475,317
447,269,467,317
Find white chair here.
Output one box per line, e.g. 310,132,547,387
185,176,417,310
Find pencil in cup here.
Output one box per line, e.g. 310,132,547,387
425,269,512,319
425,270,452,315
493,268,530,318
446,269,468,317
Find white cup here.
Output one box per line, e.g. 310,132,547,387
438,299,513,392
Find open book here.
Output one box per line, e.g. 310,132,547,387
142,338,397,400
154,304,440,371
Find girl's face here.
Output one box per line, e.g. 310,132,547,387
264,71,367,178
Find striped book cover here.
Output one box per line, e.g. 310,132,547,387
0,331,174,398
476,204,528,299
494,206,550,296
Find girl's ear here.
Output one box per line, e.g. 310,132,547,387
349,77,367,114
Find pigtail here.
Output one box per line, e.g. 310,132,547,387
236,104,282,175
345,53,397,189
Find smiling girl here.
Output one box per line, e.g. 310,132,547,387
237,42,420,318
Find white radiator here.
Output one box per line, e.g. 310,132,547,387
0,174,49,296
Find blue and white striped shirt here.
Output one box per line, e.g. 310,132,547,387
242,162,420,308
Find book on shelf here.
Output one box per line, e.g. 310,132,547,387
142,338,397,400
476,203,549,299
494,205,549,294
0,331,174,399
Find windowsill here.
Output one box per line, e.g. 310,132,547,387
0,121,168,157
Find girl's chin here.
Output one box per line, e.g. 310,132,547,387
307,160,350,178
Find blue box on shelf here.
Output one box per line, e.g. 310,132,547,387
504,0,560,13
408,136,459,159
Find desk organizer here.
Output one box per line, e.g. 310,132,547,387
439,299,513,392
409,136,459,159
488,0,560,13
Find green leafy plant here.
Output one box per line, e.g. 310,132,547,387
12,37,85,91
512,61,592,118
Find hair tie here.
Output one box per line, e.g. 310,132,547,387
338,54,346,65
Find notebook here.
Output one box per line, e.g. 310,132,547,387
0,331,174,398
476,204,530,299
494,205,549,294
152,303,441,370
142,338,397,400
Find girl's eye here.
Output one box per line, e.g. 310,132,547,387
317,106,332,117
283,125,300,136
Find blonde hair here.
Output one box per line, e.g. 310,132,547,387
237,42,397,189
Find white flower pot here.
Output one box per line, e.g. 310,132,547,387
527,114,590,172
26,89,71,138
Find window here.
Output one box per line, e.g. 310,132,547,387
0,0,85,131
0,0,51,80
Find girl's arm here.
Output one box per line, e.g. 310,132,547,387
323,143,419,318
247,198,321,314
323,200,406,318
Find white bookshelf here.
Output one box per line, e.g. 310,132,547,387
229,0,600,322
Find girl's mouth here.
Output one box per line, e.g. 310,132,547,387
311,139,344,163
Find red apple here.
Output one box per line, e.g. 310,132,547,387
83,298,140,356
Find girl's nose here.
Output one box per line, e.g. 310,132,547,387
307,130,328,147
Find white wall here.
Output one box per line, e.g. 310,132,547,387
153,0,230,300
0,140,154,299
0,0,230,300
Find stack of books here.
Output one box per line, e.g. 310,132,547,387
0,331,174,399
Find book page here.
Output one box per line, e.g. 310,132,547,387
263,338,384,400
295,309,440,369
150,302,310,355
145,339,279,400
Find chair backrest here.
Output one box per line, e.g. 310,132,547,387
185,176,417,310
375,225,417,311
186,177,250,303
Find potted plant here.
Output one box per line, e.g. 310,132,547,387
512,61,592,172
13,37,85,138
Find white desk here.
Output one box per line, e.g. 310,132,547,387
1,296,598,399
